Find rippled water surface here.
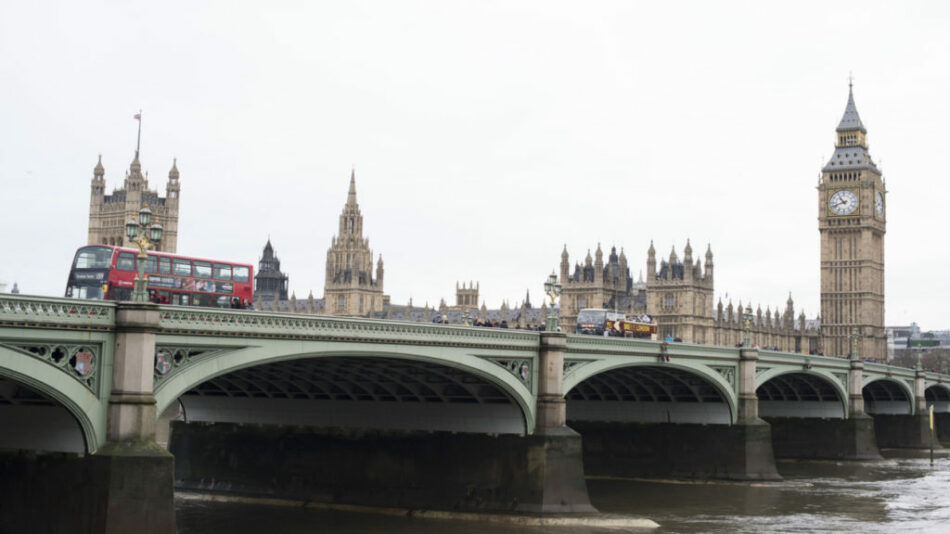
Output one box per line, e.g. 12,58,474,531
178,456,950,533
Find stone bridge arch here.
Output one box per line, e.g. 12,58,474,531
0,345,104,453
755,369,848,419
862,376,915,415
925,383,950,413
563,360,737,425
153,339,537,434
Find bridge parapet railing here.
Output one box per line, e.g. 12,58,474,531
565,335,740,362
757,350,851,372
157,306,540,349
864,361,917,381
0,294,115,329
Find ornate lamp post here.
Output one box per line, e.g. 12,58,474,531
543,271,562,332
743,305,753,348
124,207,163,303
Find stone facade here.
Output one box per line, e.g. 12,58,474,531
323,170,385,317
646,240,714,343
87,151,180,252
818,84,887,360
557,244,646,332
555,239,821,351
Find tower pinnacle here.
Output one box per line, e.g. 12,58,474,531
347,168,358,206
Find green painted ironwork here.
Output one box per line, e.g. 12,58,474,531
4,295,950,449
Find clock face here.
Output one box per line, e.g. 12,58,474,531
875,191,884,217
829,190,859,215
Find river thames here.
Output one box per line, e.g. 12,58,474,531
177,454,950,533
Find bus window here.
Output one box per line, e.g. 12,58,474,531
112,287,132,301
213,263,232,280
193,261,212,279
116,252,136,271
173,259,191,276
173,293,189,306
215,295,231,308
74,246,113,269
233,266,249,283
159,257,171,274
143,255,158,273
192,294,211,307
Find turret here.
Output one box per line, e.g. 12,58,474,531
785,293,795,329
560,244,570,282
90,154,105,205
647,241,656,280
376,255,384,287
594,243,604,280
683,240,694,280
166,158,180,202
704,244,714,280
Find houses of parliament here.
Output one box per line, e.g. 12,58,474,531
86,84,887,359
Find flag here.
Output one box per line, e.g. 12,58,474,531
133,113,141,120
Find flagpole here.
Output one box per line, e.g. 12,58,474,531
136,109,142,154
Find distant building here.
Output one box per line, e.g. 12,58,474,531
557,244,646,332
646,240,714,343
323,170,386,317
818,83,887,359
87,149,180,252
254,239,289,303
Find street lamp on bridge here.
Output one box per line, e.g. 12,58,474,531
125,207,163,303
543,271,562,332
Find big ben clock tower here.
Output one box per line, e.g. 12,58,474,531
818,82,886,360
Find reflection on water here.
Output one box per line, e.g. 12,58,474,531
178,457,950,533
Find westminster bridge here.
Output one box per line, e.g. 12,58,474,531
1,295,948,532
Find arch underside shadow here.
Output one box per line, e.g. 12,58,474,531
0,345,102,453
0,376,86,453
926,384,950,413
175,356,528,434
863,379,912,415
757,372,845,419
566,365,731,424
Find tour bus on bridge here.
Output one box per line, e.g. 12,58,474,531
575,308,658,339
65,245,253,308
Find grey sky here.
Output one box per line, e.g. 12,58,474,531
1,1,948,328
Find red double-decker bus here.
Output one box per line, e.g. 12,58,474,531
65,245,254,308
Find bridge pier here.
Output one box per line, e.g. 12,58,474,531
573,348,780,481
873,370,943,450
94,303,175,533
0,303,175,534
766,355,882,461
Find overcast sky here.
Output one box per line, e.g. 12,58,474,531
1,1,948,329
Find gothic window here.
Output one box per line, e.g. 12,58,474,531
337,295,345,311
359,296,364,313
664,294,675,312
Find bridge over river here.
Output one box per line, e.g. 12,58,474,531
1,295,948,532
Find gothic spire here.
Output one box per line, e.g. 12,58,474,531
168,157,179,180
837,80,866,133
347,167,358,206
94,154,104,177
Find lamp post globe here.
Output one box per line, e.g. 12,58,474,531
138,206,152,227
125,219,138,240
126,208,161,303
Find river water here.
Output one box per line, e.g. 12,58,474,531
177,455,950,533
